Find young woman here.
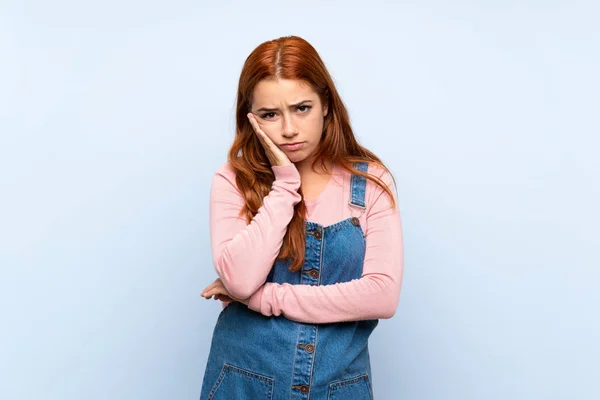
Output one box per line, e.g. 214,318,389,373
199,35,404,400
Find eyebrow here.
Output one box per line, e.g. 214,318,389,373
254,100,313,113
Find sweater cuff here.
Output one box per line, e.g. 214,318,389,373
271,163,300,181
247,285,266,313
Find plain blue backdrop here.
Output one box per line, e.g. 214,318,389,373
1,1,598,399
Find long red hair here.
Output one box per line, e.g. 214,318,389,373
227,35,397,273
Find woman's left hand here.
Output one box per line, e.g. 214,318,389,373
201,278,249,305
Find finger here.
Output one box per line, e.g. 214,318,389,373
203,286,226,299
247,112,262,132
247,113,272,146
201,279,219,294
201,285,214,295
247,113,290,167
248,115,281,165
203,291,216,299
201,278,222,296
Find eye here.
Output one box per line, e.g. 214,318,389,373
261,112,276,119
297,105,312,113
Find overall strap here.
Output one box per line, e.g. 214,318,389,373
349,161,369,209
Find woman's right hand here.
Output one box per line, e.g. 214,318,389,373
247,113,292,167
201,278,249,306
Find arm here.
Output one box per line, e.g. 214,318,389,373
210,162,302,299
247,168,404,324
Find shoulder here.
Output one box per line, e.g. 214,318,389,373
366,162,389,178
364,162,397,211
211,161,241,192
214,160,235,178
213,161,238,182
337,161,394,189
366,162,395,189
209,161,246,212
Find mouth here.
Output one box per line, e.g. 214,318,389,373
280,142,305,151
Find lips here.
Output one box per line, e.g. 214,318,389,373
280,142,305,151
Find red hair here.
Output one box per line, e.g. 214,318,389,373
227,35,397,273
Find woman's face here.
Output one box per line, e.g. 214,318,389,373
250,78,328,164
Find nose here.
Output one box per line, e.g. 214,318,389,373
281,114,298,139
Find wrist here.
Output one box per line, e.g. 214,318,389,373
247,285,266,312
272,163,300,181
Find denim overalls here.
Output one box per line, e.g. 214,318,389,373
200,162,378,400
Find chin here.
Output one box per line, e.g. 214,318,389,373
288,154,308,163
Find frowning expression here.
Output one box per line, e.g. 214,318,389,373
250,78,328,163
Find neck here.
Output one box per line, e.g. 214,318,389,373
294,156,334,179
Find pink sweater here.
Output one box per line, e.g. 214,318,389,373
209,161,404,324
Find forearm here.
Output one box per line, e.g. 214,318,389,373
247,271,402,324
247,169,404,323
211,163,301,299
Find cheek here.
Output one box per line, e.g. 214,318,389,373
306,114,324,135
305,111,322,123
259,126,278,141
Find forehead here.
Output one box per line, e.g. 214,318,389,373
252,78,317,105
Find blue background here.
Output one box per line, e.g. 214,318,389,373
1,1,598,399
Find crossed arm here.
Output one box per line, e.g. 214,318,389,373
202,162,404,324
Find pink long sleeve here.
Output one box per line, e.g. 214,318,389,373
246,166,404,323
209,162,302,299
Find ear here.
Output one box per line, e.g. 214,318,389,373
323,104,328,117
